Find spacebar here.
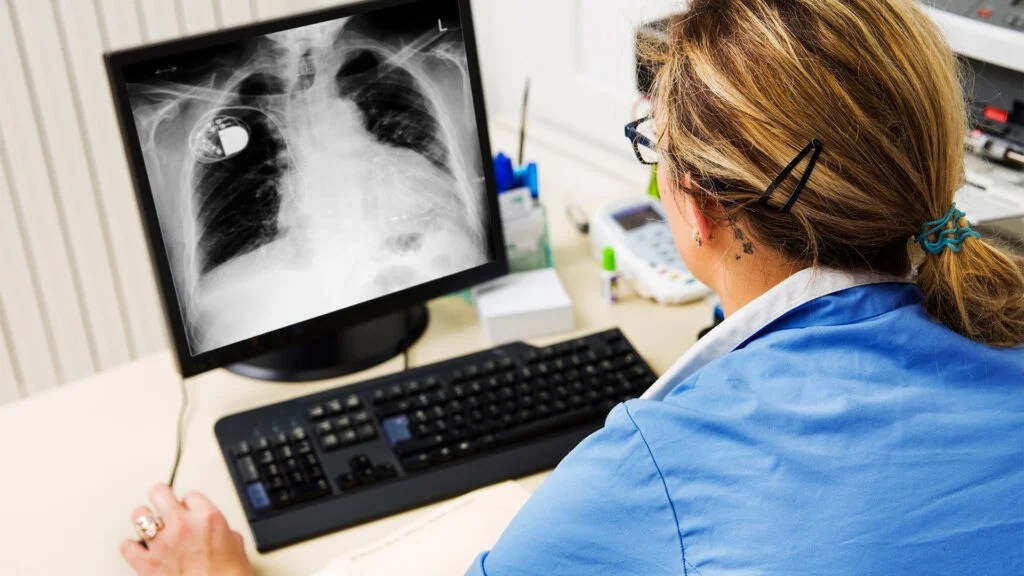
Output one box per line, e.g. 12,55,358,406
495,406,598,446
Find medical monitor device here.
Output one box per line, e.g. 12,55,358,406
106,0,506,380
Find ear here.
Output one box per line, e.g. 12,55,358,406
682,173,717,243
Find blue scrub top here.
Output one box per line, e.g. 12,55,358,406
467,283,1024,575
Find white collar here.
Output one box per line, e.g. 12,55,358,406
641,268,913,401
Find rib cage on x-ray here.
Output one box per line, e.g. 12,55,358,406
128,14,491,355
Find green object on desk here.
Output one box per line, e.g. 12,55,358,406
648,164,660,200
602,247,617,272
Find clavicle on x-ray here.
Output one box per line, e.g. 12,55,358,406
126,9,491,355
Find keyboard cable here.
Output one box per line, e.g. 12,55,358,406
167,375,190,489
139,375,190,549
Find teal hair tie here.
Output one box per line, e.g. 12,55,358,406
914,204,981,255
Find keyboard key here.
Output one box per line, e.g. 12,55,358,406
290,427,307,442
246,482,271,512
325,399,343,414
272,432,289,446
256,450,275,466
496,406,597,446
315,421,332,435
272,489,292,507
404,380,422,395
237,456,259,483
455,440,474,457
349,453,371,468
339,429,358,446
356,465,377,484
394,434,444,457
372,389,388,404
321,433,340,451
253,436,270,451
295,440,312,455
267,475,286,490
352,411,371,426
376,462,398,479
233,441,251,457
382,415,412,446
332,415,352,429
356,424,377,441
413,393,432,409
338,473,359,490
344,394,362,411
402,453,433,472
277,445,294,460
307,405,326,420
387,384,404,399
294,479,331,502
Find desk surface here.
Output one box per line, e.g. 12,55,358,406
0,124,709,576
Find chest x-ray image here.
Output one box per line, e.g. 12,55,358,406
124,1,492,355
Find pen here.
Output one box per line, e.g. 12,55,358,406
518,78,530,166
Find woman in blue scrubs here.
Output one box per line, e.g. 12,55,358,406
121,0,1024,574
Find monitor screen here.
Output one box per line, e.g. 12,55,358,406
107,0,503,373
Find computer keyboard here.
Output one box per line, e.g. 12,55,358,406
215,328,656,552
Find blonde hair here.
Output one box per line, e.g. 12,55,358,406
649,0,1024,348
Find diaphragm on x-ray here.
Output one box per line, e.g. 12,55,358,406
125,5,491,355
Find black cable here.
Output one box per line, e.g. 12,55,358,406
402,307,412,372
167,376,189,489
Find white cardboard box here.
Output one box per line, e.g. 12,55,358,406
473,268,576,345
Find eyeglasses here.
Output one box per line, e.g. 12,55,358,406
625,117,659,165
624,116,824,214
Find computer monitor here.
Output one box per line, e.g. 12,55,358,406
106,0,506,380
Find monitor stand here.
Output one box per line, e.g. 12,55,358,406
226,305,429,382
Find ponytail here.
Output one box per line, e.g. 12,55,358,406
917,235,1024,348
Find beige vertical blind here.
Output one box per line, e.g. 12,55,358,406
0,0,339,404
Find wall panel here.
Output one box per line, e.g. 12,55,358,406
178,0,220,34
0,313,21,404
57,0,169,358
0,138,59,394
10,0,133,371
0,0,96,385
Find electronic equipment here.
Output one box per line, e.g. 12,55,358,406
589,197,711,305
105,0,506,381
215,328,657,552
922,0,1024,73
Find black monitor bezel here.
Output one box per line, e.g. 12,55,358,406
105,0,507,378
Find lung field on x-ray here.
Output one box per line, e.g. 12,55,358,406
126,4,490,355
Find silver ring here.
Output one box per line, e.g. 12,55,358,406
134,512,164,542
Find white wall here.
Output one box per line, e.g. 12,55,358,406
477,0,685,155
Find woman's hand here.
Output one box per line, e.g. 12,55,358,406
120,484,253,576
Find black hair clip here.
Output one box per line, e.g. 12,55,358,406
757,139,824,213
